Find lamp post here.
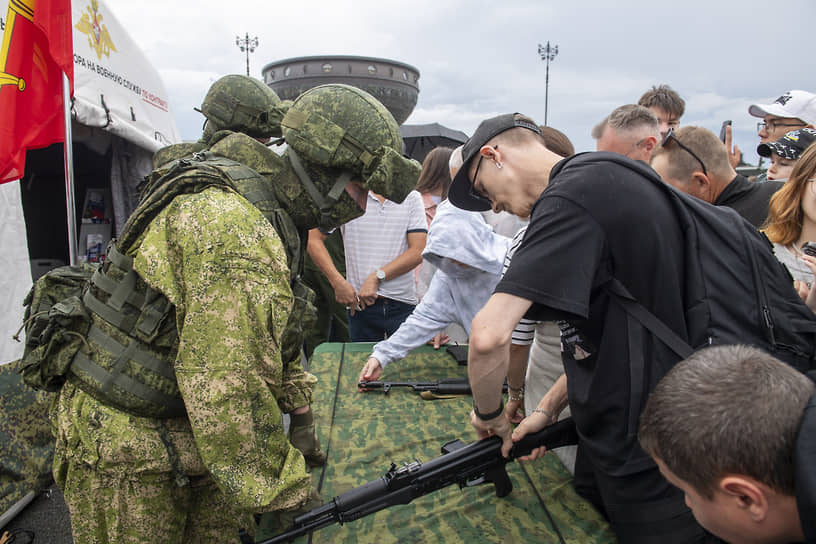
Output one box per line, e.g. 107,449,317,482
236,33,259,76
537,41,559,126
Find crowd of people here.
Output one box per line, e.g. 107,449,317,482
37,75,816,544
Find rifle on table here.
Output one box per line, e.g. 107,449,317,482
243,417,579,544
358,377,507,396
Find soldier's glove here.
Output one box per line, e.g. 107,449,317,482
288,408,327,468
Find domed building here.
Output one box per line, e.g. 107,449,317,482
261,55,419,125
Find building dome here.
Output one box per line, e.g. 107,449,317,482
262,55,419,125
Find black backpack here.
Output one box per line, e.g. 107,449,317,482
563,152,816,372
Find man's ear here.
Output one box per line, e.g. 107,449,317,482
480,144,500,161
690,172,713,201
642,136,658,153
719,476,768,522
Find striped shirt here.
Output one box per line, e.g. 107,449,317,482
503,226,537,345
341,190,427,305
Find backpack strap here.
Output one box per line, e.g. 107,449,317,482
605,278,694,359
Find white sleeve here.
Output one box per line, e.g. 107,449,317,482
370,275,455,367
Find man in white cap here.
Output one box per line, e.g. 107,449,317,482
747,90,816,179
750,90,816,145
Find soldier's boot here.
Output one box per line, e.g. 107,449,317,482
288,408,327,468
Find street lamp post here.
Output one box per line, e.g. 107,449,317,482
537,41,559,126
236,33,259,76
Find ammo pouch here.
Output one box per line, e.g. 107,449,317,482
69,244,184,418
18,152,317,419
18,264,98,392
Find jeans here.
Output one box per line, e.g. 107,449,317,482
348,297,414,342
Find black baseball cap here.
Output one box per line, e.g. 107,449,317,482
448,113,542,211
757,127,816,160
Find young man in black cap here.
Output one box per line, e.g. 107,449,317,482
449,113,722,543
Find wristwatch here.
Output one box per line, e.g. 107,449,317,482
376,269,386,281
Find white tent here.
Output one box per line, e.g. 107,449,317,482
0,0,180,365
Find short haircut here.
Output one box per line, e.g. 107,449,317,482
415,146,454,199
639,345,814,499
491,113,545,148
762,142,816,245
538,125,575,157
650,126,731,180
607,104,659,135
638,84,686,119
591,117,608,140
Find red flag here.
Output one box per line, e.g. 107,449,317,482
0,0,74,184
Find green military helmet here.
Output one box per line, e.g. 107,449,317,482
281,84,420,205
209,132,366,230
198,75,289,139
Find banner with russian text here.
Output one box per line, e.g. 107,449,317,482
0,0,73,183
71,0,179,152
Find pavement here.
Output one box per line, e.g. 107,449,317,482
3,483,73,544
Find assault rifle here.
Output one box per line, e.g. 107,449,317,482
243,418,578,544
358,377,507,396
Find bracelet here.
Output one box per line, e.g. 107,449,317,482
473,400,504,421
508,389,524,402
533,408,555,424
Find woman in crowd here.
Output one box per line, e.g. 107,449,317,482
757,127,816,182
763,142,816,294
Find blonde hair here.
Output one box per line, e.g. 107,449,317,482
762,143,816,245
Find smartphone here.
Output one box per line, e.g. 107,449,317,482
802,242,816,258
719,120,732,143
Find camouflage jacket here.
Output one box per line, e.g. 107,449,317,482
54,186,312,511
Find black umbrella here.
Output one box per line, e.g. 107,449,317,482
401,123,468,162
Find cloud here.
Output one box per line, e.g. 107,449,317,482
102,0,816,163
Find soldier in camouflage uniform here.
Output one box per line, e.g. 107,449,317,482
50,82,420,543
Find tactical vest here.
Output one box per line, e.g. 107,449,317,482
68,153,315,418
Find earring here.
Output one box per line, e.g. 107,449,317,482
495,161,503,169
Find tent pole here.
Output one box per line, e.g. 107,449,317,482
62,71,78,265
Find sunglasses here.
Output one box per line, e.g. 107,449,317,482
662,128,707,175
468,146,497,204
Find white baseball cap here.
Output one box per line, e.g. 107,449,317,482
749,90,816,126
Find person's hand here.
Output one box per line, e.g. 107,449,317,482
358,357,383,389
504,398,525,424
358,274,379,308
333,279,360,314
511,408,558,461
427,332,450,349
725,125,742,169
470,409,513,457
800,254,816,313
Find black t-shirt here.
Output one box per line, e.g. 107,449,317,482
498,152,689,476
714,174,783,228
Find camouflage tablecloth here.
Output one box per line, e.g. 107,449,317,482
0,360,55,523
257,342,615,544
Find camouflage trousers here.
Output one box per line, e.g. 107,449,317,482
51,384,258,544
57,463,254,544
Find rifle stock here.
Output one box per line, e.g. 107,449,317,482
247,418,578,544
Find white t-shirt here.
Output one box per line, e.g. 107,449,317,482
341,190,427,305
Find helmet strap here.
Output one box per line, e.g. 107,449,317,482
288,148,352,225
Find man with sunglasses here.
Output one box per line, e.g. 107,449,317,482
448,113,723,543
651,126,782,228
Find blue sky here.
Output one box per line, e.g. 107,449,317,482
105,0,816,166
